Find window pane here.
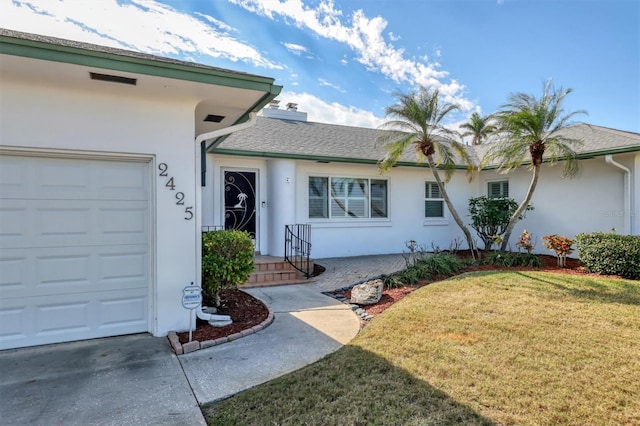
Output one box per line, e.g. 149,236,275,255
488,181,508,198
347,199,366,218
309,177,328,218
331,178,346,197
348,179,366,197
425,182,441,198
425,200,444,217
370,179,388,218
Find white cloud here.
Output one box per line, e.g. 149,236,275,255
318,78,344,92
283,42,309,56
0,0,282,69
271,91,384,128
230,0,474,110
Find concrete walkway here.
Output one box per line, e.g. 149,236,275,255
312,253,407,292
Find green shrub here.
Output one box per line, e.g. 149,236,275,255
202,230,255,305
484,251,542,268
382,253,469,289
468,196,533,250
382,274,405,289
576,232,640,279
417,252,468,276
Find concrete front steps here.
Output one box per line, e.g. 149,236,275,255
244,255,314,288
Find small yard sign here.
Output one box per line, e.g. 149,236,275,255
182,283,202,342
182,284,202,309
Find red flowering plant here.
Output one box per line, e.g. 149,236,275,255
541,234,575,267
516,230,534,254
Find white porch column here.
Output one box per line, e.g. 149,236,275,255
267,159,297,256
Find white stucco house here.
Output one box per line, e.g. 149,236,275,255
0,30,281,350
2,29,638,351
204,103,640,259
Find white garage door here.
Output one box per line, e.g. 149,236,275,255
0,154,151,350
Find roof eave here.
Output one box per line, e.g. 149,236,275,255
210,148,471,169
0,31,282,93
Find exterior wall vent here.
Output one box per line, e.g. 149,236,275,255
204,114,225,123
89,72,137,85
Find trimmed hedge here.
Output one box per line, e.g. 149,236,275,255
576,232,640,280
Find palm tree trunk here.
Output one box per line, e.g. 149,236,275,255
500,164,541,251
427,155,477,260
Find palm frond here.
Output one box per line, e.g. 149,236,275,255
488,79,587,173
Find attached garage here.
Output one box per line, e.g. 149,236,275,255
0,154,151,350
0,29,280,350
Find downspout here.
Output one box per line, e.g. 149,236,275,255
193,112,258,323
605,154,632,234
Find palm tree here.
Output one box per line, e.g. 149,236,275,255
460,112,496,145
485,80,587,250
377,86,478,259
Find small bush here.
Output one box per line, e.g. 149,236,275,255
382,274,405,289
484,251,542,268
382,253,471,289
576,232,640,279
202,230,255,305
417,253,468,276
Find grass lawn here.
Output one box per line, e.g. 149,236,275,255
203,271,640,425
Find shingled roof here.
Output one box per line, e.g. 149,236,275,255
212,117,482,167
213,116,639,168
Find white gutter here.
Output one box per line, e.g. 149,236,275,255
193,112,258,323
605,154,632,234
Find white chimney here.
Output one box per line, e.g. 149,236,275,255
261,101,307,122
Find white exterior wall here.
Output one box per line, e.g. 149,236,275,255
479,156,635,253
206,152,638,260
267,159,297,256
635,153,640,235
295,162,474,259
1,79,200,337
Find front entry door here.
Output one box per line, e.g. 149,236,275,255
223,170,257,242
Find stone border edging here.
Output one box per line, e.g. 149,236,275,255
167,291,275,355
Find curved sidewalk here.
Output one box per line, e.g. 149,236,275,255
178,253,405,404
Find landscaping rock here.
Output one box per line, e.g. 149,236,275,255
350,279,384,305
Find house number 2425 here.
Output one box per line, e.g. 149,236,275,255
158,162,193,220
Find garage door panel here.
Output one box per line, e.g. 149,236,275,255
1,245,148,299
0,288,148,350
0,156,149,201
0,199,148,249
0,154,151,349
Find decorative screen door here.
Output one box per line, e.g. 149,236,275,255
223,170,257,241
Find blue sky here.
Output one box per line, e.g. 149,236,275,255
2,0,638,132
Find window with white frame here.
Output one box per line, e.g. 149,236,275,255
488,180,509,198
308,176,388,219
425,181,444,218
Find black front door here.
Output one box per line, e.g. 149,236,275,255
223,170,257,241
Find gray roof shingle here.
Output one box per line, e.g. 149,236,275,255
214,117,640,167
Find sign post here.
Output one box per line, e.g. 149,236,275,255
182,283,202,342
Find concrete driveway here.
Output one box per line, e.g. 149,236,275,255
0,334,205,426
0,254,404,424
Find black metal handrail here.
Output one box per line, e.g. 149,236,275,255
284,224,312,278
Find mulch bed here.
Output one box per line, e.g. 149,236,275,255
176,289,269,344
331,253,599,317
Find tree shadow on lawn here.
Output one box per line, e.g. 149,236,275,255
203,345,495,426
512,271,640,306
